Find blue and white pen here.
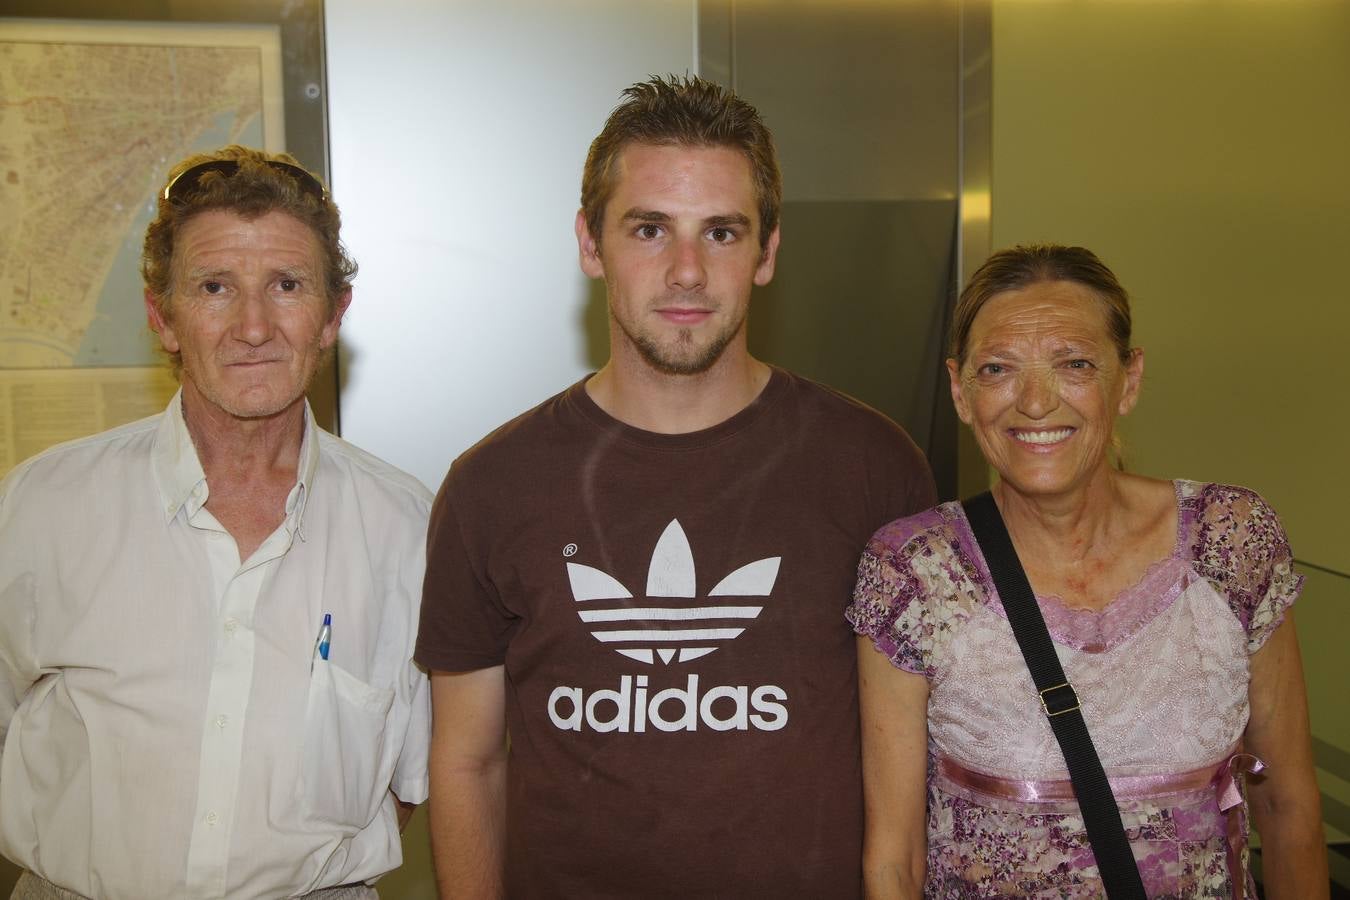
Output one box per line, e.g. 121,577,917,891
314,613,332,665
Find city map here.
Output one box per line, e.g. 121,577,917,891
0,19,283,475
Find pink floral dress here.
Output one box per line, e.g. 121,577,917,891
848,481,1302,899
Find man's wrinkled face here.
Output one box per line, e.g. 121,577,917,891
147,209,348,421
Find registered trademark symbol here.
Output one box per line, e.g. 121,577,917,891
563,543,578,557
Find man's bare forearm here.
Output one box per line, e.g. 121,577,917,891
429,754,507,899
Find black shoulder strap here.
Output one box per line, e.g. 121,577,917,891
962,491,1147,900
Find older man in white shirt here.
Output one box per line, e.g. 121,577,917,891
0,147,431,899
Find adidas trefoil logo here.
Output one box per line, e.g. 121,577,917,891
566,519,780,665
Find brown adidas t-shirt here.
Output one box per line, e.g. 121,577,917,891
417,368,935,898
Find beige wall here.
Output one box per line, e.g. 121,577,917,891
991,0,1350,841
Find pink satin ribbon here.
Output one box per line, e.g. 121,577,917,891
938,750,1265,898
1219,753,1265,900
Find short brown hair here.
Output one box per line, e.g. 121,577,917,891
949,244,1133,365
141,146,356,368
581,75,782,249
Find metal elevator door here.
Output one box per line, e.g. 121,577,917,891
699,0,988,500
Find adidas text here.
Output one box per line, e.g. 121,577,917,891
548,674,789,733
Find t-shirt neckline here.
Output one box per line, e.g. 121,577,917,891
567,366,789,451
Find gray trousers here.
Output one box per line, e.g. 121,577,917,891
12,871,379,899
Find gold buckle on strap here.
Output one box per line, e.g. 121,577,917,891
1039,682,1080,717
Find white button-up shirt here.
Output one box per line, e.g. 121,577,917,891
0,392,432,899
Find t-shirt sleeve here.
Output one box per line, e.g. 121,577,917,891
1193,484,1304,654
415,470,518,672
846,515,950,679
872,418,938,526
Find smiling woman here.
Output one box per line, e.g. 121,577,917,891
849,244,1328,899
947,277,1142,506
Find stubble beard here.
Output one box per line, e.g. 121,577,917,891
618,301,747,377
180,343,322,422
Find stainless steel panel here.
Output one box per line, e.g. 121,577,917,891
956,0,993,497
747,199,957,487
700,0,986,499
712,0,959,204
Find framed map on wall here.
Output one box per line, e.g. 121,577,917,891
0,18,286,476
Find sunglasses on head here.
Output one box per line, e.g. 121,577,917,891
161,159,328,203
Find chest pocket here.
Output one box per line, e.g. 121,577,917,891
301,660,397,832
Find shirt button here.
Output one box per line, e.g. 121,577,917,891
206,811,218,825
215,714,228,729
223,618,238,635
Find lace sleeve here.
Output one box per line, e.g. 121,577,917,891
846,507,960,678
1190,483,1304,653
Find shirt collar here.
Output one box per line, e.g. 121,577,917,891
289,411,321,534
152,389,321,528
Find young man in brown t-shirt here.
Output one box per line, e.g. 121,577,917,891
415,76,936,898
